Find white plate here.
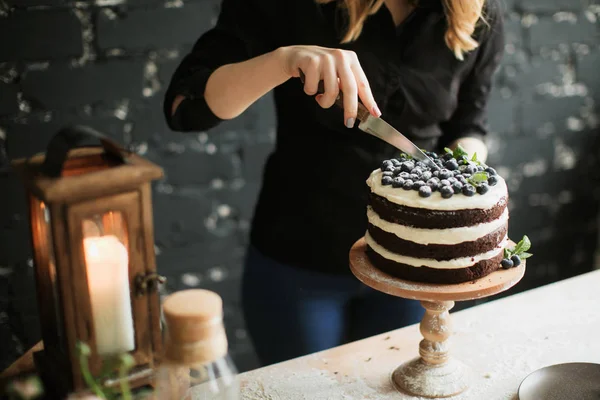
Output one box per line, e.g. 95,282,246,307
518,362,600,400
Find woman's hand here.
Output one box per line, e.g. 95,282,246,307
278,45,381,128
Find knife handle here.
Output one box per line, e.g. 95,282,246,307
298,70,370,122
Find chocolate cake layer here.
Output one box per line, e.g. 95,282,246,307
369,192,508,229
367,223,508,260
366,245,504,284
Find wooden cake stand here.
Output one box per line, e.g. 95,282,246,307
349,237,525,398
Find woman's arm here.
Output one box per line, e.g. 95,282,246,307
439,1,505,163
165,0,380,132
183,49,289,120
199,46,380,123
164,0,276,132
170,50,287,119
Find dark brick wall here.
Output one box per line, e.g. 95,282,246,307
0,0,599,374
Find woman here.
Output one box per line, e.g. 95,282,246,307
164,0,504,366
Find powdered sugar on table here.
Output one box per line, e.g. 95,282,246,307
240,271,600,399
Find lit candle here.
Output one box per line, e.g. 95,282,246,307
83,235,135,355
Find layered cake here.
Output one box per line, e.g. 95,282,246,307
365,148,511,284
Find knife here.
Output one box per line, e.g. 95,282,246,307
298,71,440,170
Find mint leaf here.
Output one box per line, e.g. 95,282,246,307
513,235,531,255
453,144,469,160
506,235,533,261
468,171,489,185
444,147,453,155
519,235,531,252
470,152,485,166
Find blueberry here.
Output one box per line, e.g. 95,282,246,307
426,152,439,159
465,165,477,175
486,167,497,176
462,184,476,196
413,180,426,189
399,172,410,179
459,158,470,165
442,153,454,161
476,165,485,172
382,171,394,178
452,181,464,192
402,180,414,190
382,176,393,186
456,175,467,184
381,160,393,170
421,171,433,181
488,175,499,186
433,170,440,177
462,173,472,179
511,255,522,267
439,169,453,180
415,162,426,169
412,168,423,177
409,173,420,181
440,185,454,199
445,159,459,171
392,177,405,188
393,168,403,176
447,177,457,184
419,185,432,198
434,159,444,167
440,179,451,187
391,159,401,167
477,183,490,194
501,258,514,269
401,161,415,172
427,178,440,191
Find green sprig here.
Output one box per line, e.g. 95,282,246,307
471,152,486,166
77,342,108,399
505,235,533,259
76,341,143,400
444,144,470,160
118,354,135,400
468,171,489,186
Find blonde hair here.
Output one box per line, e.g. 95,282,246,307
315,0,487,60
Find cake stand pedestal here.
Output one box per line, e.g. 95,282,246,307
349,238,525,398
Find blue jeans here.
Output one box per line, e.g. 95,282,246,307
241,246,424,367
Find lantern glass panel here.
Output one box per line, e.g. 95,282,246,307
31,198,65,353
82,211,136,356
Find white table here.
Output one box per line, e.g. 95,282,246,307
240,270,600,399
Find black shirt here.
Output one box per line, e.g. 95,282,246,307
164,0,505,275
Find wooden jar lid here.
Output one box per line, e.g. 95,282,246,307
162,289,227,364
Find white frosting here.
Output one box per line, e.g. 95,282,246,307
366,169,508,210
367,207,509,245
366,232,507,270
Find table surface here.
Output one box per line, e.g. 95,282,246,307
239,270,600,400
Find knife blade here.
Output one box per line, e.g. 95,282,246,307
298,71,440,170
357,114,440,170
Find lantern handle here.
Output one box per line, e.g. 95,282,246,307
41,125,128,177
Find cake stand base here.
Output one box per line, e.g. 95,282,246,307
349,238,525,399
392,358,470,398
